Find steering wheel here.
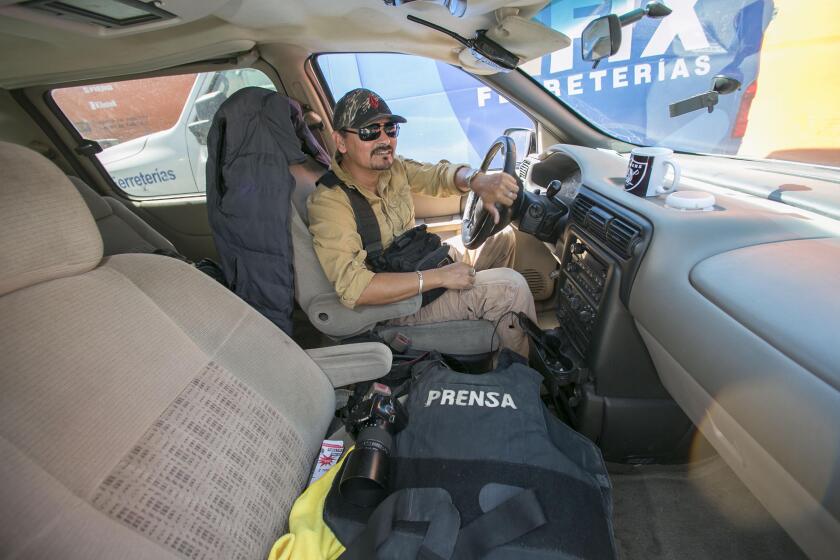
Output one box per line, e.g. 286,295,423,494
461,136,525,250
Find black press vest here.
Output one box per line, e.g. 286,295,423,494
324,360,617,559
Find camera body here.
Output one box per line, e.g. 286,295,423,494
340,384,409,507
345,382,408,438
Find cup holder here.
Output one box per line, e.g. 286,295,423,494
532,330,577,383
517,313,578,385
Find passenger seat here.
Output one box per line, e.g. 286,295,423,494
68,176,176,256
0,141,388,559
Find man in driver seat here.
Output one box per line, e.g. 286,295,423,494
308,88,537,357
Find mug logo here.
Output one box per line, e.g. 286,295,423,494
625,155,652,193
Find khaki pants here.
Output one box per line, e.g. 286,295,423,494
388,227,538,358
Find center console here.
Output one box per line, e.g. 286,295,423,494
550,187,695,463
555,188,647,363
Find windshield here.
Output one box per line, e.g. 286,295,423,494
529,0,840,167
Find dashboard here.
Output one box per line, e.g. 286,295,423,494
519,144,840,560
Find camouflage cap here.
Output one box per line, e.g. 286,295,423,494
333,88,407,131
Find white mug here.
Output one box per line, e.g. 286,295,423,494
624,147,681,197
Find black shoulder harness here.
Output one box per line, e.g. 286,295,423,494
320,170,384,259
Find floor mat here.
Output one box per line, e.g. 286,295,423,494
609,456,806,560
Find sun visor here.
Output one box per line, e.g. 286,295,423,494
459,14,570,75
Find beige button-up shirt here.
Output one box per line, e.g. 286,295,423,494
307,156,465,308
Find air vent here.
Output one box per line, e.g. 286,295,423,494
517,158,532,182
571,195,593,225
571,194,642,259
586,206,611,236
606,218,640,258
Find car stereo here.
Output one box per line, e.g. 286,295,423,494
556,233,609,356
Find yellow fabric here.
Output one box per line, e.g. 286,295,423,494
268,451,349,560
307,156,465,308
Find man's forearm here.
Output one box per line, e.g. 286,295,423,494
355,270,444,306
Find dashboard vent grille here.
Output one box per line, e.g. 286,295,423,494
572,194,641,259
571,196,593,225
517,159,532,181
587,208,610,235
606,218,641,258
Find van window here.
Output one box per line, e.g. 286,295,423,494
51,68,276,197
317,53,533,168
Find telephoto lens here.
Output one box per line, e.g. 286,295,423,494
339,426,393,507
339,388,408,507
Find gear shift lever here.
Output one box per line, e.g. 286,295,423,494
546,179,562,199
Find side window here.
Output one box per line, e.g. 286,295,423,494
52,68,275,197
317,53,533,168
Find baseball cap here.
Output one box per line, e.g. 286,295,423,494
332,88,407,131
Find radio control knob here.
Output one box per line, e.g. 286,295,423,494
579,310,593,323
571,243,586,255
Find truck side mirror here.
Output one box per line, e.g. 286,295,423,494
189,90,226,146
194,90,224,121
188,119,212,146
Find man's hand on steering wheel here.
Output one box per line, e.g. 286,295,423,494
470,171,520,225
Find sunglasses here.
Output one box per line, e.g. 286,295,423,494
344,122,400,142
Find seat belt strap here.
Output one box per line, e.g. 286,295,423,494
453,488,547,560
340,488,460,560
320,170,384,260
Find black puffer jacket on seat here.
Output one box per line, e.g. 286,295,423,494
206,87,309,334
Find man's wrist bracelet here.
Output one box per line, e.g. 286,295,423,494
465,168,482,190
417,270,424,295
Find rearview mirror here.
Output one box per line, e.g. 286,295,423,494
581,3,672,67
581,15,621,64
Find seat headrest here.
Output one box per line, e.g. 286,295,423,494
0,142,103,296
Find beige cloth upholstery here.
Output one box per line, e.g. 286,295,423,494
0,142,102,296
68,176,176,256
0,143,336,559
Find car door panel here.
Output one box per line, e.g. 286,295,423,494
131,197,217,261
